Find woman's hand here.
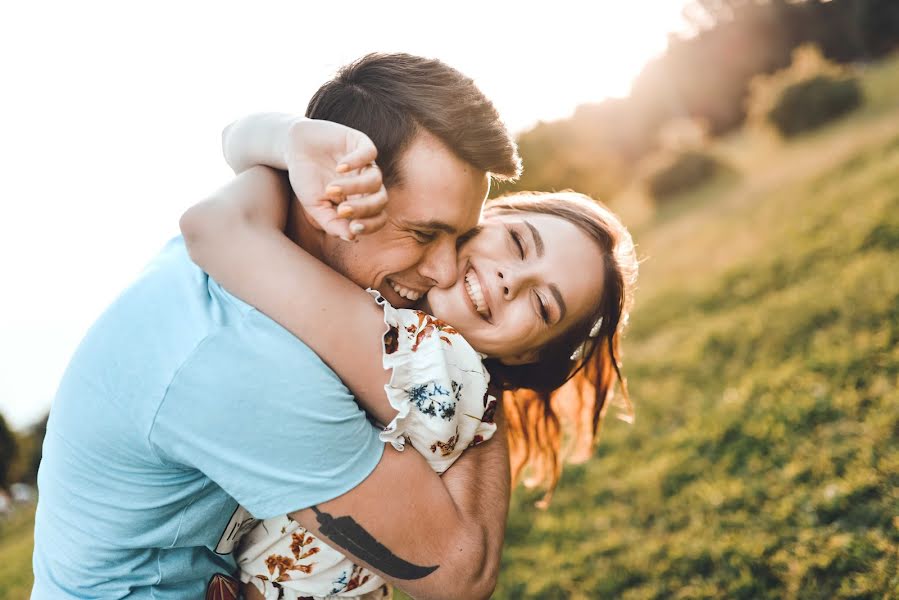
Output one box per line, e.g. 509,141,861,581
284,119,388,241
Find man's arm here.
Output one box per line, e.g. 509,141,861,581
290,408,510,600
151,305,511,600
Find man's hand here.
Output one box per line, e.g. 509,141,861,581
284,119,388,241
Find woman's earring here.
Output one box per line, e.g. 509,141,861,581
570,343,586,361
570,316,603,362
589,317,603,338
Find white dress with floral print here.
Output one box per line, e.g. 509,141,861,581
236,293,498,599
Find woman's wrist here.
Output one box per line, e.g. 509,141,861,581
222,112,306,174
283,115,313,171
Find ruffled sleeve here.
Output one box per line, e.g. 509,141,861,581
368,291,497,474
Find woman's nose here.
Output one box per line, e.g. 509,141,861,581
497,267,523,299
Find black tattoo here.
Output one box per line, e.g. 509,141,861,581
311,506,439,580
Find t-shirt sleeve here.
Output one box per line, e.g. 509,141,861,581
148,308,384,519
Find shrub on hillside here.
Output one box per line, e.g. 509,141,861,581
643,150,728,201
768,75,862,137
748,44,863,137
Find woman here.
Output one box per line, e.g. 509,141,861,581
181,131,637,600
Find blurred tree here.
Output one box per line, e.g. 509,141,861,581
7,414,48,485
747,44,863,137
506,0,899,201
855,0,899,58
0,414,17,491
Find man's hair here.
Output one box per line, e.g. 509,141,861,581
306,53,521,188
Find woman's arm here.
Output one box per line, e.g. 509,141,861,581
222,112,294,174
222,114,389,241
180,166,396,425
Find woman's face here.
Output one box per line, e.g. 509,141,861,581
425,210,606,363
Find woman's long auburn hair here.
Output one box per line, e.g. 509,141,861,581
480,191,638,506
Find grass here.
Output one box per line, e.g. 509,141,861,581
7,54,899,600
0,506,36,600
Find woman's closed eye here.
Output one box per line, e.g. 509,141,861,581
508,226,525,259
534,291,550,324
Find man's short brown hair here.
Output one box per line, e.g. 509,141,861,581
306,53,521,188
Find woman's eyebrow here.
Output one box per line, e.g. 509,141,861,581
524,220,544,257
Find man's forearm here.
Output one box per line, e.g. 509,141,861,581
291,427,510,600
222,112,298,174
440,403,511,590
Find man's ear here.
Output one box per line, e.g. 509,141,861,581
499,349,540,366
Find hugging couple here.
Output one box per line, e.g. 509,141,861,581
32,53,638,600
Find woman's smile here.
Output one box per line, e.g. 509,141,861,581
463,264,491,320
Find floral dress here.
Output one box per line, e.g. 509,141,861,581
236,292,498,600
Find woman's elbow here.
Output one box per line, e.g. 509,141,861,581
178,204,208,256
179,201,231,264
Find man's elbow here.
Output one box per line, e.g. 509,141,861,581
437,529,500,600
467,547,500,600
418,566,497,600
443,566,498,600
467,571,499,600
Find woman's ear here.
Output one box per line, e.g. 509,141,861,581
500,349,540,366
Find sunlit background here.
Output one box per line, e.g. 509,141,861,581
0,0,690,429
4,1,899,597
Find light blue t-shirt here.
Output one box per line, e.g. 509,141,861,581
32,237,384,599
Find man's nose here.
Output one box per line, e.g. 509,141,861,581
419,238,459,289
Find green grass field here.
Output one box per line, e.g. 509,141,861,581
0,507,36,600
5,57,899,600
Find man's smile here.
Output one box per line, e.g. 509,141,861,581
387,278,424,302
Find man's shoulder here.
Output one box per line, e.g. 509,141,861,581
123,237,348,394
182,306,347,392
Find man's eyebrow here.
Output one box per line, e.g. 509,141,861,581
549,284,567,323
457,225,483,246
404,219,458,235
524,220,544,257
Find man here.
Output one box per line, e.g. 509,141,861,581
32,53,521,599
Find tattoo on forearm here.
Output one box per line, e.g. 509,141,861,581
311,506,439,580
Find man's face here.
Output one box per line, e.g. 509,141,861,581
322,131,488,308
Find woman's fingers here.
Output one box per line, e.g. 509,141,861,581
349,211,389,237
336,145,378,174
336,187,388,221
327,165,383,199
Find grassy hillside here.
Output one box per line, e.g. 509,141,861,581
5,57,899,600
494,62,899,599
0,507,35,600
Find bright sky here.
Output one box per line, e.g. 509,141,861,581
0,0,689,429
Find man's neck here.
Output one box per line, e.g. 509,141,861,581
286,194,326,261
